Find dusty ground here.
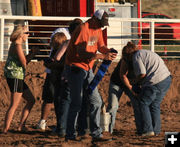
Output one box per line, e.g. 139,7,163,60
142,0,180,19
0,59,180,147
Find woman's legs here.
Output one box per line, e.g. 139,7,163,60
18,88,35,131
3,92,23,133
150,76,172,134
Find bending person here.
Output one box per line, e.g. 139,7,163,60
122,42,172,136
107,54,142,135
37,19,83,136
36,31,68,131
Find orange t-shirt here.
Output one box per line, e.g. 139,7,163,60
66,19,105,71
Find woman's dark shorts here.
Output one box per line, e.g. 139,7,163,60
6,78,28,93
42,73,61,103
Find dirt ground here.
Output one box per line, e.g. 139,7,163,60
0,60,180,147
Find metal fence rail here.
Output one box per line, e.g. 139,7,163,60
0,15,180,61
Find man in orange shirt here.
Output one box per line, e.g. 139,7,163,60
65,9,117,141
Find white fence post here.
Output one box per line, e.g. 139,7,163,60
25,21,29,55
0,18,4,61
150,21,155,52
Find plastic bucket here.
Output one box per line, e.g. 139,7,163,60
100,112,111,132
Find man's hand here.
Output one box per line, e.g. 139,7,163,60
131,90,139,97
104,52,117,61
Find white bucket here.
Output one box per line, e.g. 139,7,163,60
100,112,111,132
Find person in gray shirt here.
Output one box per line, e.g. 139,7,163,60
122,42,172,137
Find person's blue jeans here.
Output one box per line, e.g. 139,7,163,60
56,77,71,135
139,75,172,134
56,70,89,136
76,90,89,136
65,65,103,139
107,81,142,134
49,72,63,131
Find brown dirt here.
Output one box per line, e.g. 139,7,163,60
0,59,180,147
142,0,180,19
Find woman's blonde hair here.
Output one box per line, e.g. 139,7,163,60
10,24,27,42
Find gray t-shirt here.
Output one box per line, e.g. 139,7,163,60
133,50,170,86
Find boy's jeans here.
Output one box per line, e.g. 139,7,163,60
56,78,71,135
107,81,142,134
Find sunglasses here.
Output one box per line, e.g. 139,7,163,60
24,32,30,35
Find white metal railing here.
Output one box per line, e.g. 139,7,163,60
1,15,180,61
0,17,4,61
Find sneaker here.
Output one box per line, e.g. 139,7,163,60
36,120,46,131
135,131,142,136
141,131,155,137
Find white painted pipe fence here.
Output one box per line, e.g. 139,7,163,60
1,15,180,61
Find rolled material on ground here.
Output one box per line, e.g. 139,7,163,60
88,48,118,94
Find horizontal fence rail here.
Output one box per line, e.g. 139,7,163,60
0,15,180,61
